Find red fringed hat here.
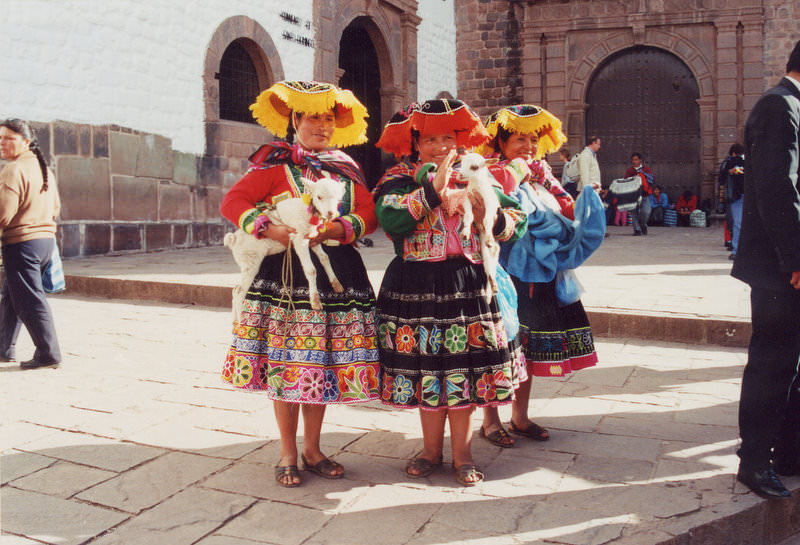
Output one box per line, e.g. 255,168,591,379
376,99,489,159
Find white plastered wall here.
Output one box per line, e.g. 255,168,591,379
0,0,316,153
416,0,458,102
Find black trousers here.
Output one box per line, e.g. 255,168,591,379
738,287,800,469
0,238,62,362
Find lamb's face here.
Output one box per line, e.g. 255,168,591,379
459,153,487,180
306,177,346,220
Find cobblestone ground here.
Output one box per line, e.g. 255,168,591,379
0,294,793,545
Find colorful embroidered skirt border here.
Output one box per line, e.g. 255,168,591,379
377,256,522,410
513,277,598,377
222,245,380,404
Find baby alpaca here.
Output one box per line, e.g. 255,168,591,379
458,152,501,296
224,177,346,320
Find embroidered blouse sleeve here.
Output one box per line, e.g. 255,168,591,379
541,160,575,220
374,164,443,237
494,188,527,243
335,181,378,244
488,158,531,194
220,167,278,237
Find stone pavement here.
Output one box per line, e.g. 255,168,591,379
2,223,799,545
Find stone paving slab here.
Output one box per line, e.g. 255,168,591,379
1,487,128,545
91,487,255,545
1,292,797,545
75,451,231,513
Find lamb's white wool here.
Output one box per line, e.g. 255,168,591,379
224,177,347,321
458,152,501,297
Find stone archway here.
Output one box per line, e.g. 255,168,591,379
315,1,417,130
338,16,385,188
202,16,284,171
565,30,715,198
585,46,701,200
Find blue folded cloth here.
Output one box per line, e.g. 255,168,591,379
500,185,606,283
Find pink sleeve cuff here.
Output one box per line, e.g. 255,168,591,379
337,218,355,243
252,214,271,239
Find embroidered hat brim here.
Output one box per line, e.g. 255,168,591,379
479,104,567,159
250,80,369,147
376,99,489,159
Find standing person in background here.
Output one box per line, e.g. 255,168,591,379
559,148,578,199
219,81,380,488
731,40,800,500
574,136,602,192
625,152,654,236
0,118,62,370
719,144,745,259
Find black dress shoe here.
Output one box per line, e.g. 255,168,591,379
20,358,60,370
0,355,16,363
737,466,791,499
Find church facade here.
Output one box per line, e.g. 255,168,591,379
455,0,800,203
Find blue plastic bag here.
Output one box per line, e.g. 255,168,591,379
495,265,519,340
555,269,583,306
42,244,65,293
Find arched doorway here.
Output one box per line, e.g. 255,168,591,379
585,46,701,202
338,18,382,189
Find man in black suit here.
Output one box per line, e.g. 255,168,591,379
731,40,800,499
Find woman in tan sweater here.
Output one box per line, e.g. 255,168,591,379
0,118,62,369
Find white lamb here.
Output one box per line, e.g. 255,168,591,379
223,177,346,321
458,152,501,297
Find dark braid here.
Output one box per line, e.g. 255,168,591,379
1,118,49,191
30,142,49,192
284,110,302,144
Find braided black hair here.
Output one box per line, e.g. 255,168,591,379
1,118,49,192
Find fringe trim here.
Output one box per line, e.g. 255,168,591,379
250,81,369,148
479,106,568,159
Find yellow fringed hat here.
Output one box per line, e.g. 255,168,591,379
479,104,567,159
249,81,369,148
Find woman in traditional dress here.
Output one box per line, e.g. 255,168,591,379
220,81,380,487
372,99,528,485
479,104,604,447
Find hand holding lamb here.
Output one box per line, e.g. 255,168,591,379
457,152,501,297
224,177,347,320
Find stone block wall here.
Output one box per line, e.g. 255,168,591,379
15,121,228,258
763,0,800,84
455,0,524,114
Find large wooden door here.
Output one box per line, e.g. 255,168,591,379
339,19,382,189
585,46,701,202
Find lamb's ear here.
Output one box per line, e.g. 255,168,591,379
484,158,500,166
302,177,317,189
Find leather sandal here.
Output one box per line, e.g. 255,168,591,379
453,463,484,487
274,464,301,487
301,454,344,479
405,455,443,478
509,420,550,441
480,425,515,448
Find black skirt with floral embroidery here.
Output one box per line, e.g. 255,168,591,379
376,256,522,410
